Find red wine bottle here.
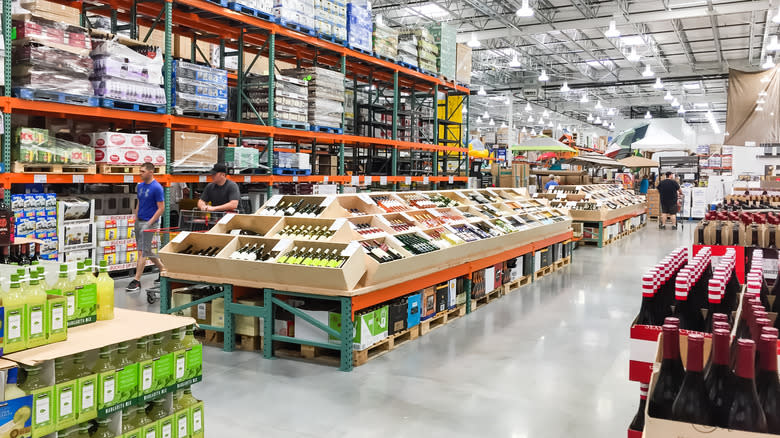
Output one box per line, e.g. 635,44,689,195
703,319,730,379
671,271,704,331
648,324,686,420
628,383,649,432
757,333,780,433
704,279,729,333
672,333,714,426
727,339,769,433
704,328,734,428
637,274,659,325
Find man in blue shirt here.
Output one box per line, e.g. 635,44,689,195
544,174,559,192
127,162,165,292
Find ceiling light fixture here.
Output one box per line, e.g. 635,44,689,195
509,55,522,68
677,107,686,114
627,46,640,62
642,64,654,77
521,127,527,133
759,91,768,97
501,122,507,128
516,0,534,17
560,82,570,92
587,113,594,122
763,55,775,69
530,128,537,136
478,86,487,96
758,98,767,105
548,120,554,127
489,118,495,126
671,99,680,108
609,122,615,130
607,108,615,116
594,100,603,110
467,34,481,48
769,36,780,51
505,96,512,105
773,8,780,24
538,69,549,81
664,90,673,101
644,111,652,119
557,123,562,129
476,116,482,123
602,120,609,127
604,20,620,38
756,105,765,112
580,93,589,103
525,102,532,112
527,115,534,123
594,116,602,124
483,110,490,119
542,109,550,118
653,77,663,89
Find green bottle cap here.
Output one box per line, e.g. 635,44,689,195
59,264,68,272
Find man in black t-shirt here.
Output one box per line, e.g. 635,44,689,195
197,163,240,212
657,172,682,230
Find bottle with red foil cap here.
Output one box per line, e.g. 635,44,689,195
648,324,686,420
727,339,769,432
628,383,649,432
672,333,714,426
703,319,730,377
722,262,741,311
757,332,780,433
704,277,729,333
671,270,704,332
637,273,660,325
705,328,734,428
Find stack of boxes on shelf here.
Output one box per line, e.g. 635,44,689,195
83,132,166,168
346,0,372,52
274,0,316,31
314,0,347,43
283,67,345,130
428,23,456,80
224,146,260,172
12,128,95,169
273,151,311,174
90,36,165,107
244,73,309,127
646,189,660,218
57,198,95,263
170,131,219,172
95,215,140,271
396,31,418,68
372,18,398,60
11,193,58,260
456,43,472,85
400,28,438,73
172,60,229,119
12,14,94,98
232,0,273,14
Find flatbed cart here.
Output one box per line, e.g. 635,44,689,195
144,210,228,304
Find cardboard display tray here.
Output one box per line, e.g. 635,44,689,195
206,213,281,236
264,216,355,243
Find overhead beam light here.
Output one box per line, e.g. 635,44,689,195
501,122,507,128
587,113,594,122
609,122,615,130
527,115,534,123
642,64,654,77
627,46,641,62
757,98,766,104
653,77,663,89
607,108,615,116
604,20,620,38
542,109,550,118
530,128,537,136
671,98,680,108
509,55,522,68
489,118,495,126
763,55,775,69
560,82,570,92
538,69,549,81
483,110,490,119
516,0,534,17
594,100,603,110
594,116,602,124
773,8,780,24
521,127,527,133
580,93,589,103
677,107,686,114
756,105,765,112
664,90,673,101
476,116,482,123
467,34,481,49
644,111,652,119
525,102,532,112
478,86,487,96
769,36,780,52
602,120,609,127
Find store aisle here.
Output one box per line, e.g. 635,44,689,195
113,224,694,437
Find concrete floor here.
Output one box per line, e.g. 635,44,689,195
113,222,694,437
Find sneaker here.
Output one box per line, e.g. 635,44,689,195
672,224,678,230
659,223,665,230
126,279,141,292
154,275,160,284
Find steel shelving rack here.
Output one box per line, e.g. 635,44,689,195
0,0,471,226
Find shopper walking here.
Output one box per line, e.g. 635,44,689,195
126,163,165,292
640,176,649,194
657,172,682,230
197,163,240,212
544,174,559,192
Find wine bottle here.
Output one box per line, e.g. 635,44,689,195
672,333,713,426
285,200,303,216
704,279,731,332
196,246,211,256
648,324,686,420
757,333,780,433
181,244,193,255
637,273,659,326
206,246,222,257
705,328,734,428
703,318,730,377
628,383,649,433
727,339,769,433
317,249,332,267
301,248,316,266
243,244,258,261
230,243,251,259
671,271,705,332
276,247,296,264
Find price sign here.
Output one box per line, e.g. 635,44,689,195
244,176,251,183
358,194,376,205
364,176,372,184
405,177,412,185
341,241,360,257
292,176,298,182
380,176,388,185
34,174,47,184
266,195,282,207
423,176,429,185
448,176,454,184
123,175,135,183
171,231,190,244
272,239,292,252
198,175,207,183
72,175,84,183
351,176,359,186
218,213,235,225
323,176,329,183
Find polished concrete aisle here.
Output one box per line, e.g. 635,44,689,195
114,223,694,437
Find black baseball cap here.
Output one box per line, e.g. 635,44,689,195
210,163,228,174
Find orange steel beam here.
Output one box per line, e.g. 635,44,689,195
7,98,172,126
532,231,574,251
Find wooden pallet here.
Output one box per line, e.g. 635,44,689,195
471,287,503,312
275,343,341,367
353,325,420,366
198,330,262,352
12,162,96,174
98,163,164,175
554,256,571,271
533,265,554,281
419,304,466,335
504,275,532,293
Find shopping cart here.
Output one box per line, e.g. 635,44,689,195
143,210,229,304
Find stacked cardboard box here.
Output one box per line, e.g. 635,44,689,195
646,189,660,217
428,23,456,79
283,67,344,129
11,193,58,260
397,33,418,67
456,43,472,84
346,2,372,52
314,0,347,42
399,28,438,72
274,0,315,30
170,131,218,171
90,36,165,105
172,60,228,118
243,73,308,124
83,131,166,167
372,20,398,60
274,151,311,171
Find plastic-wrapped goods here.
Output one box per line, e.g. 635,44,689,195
91,77,166,105
282,67,344,128
397,38,418,67
456,43,472,84
173,93,229,115
314,0,346,41
274,0,316,30
14,127,95,165
14,66,94,95
400,28,437,72
373,20,397,60
224,146,260,170
230,0,273,13
13,17,92,54
14,43,93,77
90,39,164,85
346,3,371,52
172,60,228,117
429,23,456,79
243,74,308,124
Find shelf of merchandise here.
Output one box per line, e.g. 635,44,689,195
577,209,648,248
159,229,573,371
0,0,470,232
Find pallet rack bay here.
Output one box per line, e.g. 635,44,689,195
0,0,471,234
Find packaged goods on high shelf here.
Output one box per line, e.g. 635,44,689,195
172,60,229,118
346,2,372,53
11,193,58,261
399,27,438,73
2,309,205,438
274,0,316,31
242,74,308,125
372,19,398,61
629,247,780,437
95,214,147,271
313,0,347,42
13,128,95,171
281,67,345,130
428,23,456,80
90,35,165,107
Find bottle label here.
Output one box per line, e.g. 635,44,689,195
193,407,202,431
59,386,73,417
146,430,155,438
102,375,115,404
29,307,44,336
8,311,21,341
178,416,188,435
176,354,185,380
81,381,94,410
51,305,64,331
162,421,172,438
141,364,153,391
66,293,76,317
35,393,50,425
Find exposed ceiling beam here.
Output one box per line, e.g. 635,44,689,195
707,0,727,66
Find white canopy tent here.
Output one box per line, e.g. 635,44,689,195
631,125,692,153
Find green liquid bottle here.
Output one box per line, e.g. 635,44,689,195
18,365,46,393
130,337,152,362
115,342,132,369
53,264,76,319
175,388,198,410
54,357,72,384
148,334,166,359
121,408,136,433
166,328,184,353
92,346,116,374
147,398,168,421
181,325,199,349
70,353,91,379
134,404,153,427
92,417,115,438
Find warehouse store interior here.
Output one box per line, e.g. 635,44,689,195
0,0,779,437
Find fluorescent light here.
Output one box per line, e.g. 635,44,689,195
682,83,700,90
467,34,481,48
602,120,609,127
548,120,554,127
477,116,482,123
542,109,550,118
671,99,680,108
594,116,602,124
609,122,615,130
773,8,780,23
530,128,537,136
587,113,594,122
525,102,532,112
501,122,507,128
489,118,495,126
557,123,562,129
653,78,663,89
483,110,490,118
644,111,652,119
607,108,615,116
627,46,641,62
761,76,771,83
677,107,686,114
538,70,549,81
521,127,527,133
621,36,645,46
509,56,522,68
560,82,570,92
580,93,589,103
759,91,768,97
757,98,766,104
505,96,512,105
756,106,764,112
642,64,654,77
478,86,487,96
763,55,775,69
408,4,450,19
516,0,534,17
664,91,673,101
605,20,620,38
527,115,534,123
594,100,603,110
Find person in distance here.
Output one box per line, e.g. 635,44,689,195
126,162,165,292
657,172,682,230
544,174,559,192
197,163,240,213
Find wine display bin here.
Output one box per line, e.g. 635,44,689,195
265,217,356,242
206,214,281,237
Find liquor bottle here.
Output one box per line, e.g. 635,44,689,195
703,318,730,377
757,333,780,433
276,247,296,264
628,383,649,433
230,244,251,259
301,248,318,266
637,274,659,326
727,339,769,433
671,333,713,426
705,328,735,427
648,324,686,420
253,244,266,261
316,249,332,267
671,271,705,332
285,200,303,216
196,246,211,256
207,246,222,257
180,244,193,255
704,279,731,332
242,244,258,261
